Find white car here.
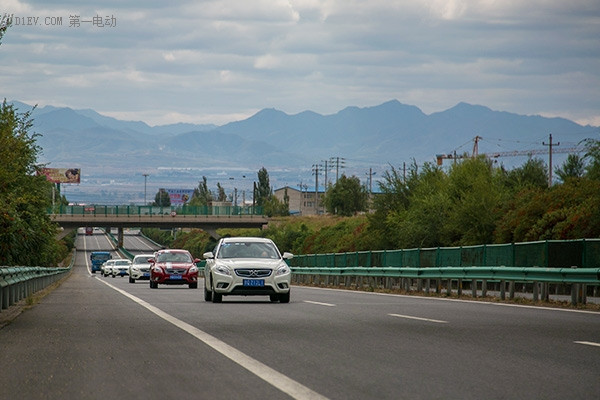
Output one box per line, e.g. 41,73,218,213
129,253,154,283
203,237,293,303
111,259,132,278
101,260,116,277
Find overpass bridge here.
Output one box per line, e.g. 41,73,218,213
50,204,269,244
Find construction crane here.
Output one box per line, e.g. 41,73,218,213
436,135,585,186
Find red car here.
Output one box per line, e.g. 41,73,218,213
149,249,200,289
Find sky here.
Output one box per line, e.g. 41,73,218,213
1,0,599,127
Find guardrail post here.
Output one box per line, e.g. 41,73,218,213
500,280,506,300
457,279,462,296
471,279,477,298
533,282,539,301
482,280,487,297
571,284,578,306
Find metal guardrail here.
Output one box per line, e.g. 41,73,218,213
0,252,74,312
291,266,600,305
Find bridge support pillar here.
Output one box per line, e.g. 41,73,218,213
118,227,124,248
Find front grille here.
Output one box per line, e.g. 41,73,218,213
166,268,186,273
235,269,272,278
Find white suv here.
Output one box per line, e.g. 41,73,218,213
203,237,293,303
129,253,154,283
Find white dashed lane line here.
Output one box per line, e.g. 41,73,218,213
389,313,449,324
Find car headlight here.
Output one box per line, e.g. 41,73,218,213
152,266,163,273
214,265,231,276
276,265,290,276
189,266,198,274
131,266,140,272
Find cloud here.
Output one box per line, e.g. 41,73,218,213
0,0,598,127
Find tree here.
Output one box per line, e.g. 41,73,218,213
582,138,600,181
216,182,227,201
0,100,63,267
189,176,213,206
323,174,368,216
504,157,548,191
256,167,271,207
555,153,586,182
153,189,171,207
0,14,11,45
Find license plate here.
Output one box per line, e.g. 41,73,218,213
143,273,150,277
243,279,264,287
170,274,182,280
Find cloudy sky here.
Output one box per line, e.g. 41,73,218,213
1,0,599,127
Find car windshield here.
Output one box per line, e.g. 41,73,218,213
91,253,110,261
217,242,279,259
134,257,151,264
156,252,192,263
115,260,130,266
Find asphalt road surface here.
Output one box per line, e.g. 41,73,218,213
1,231,599,400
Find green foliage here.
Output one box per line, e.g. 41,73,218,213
323,174,368,216
503,157,548,191
171,229,216,258
141,228,174,248
262,194,289,217
0,100,63,267
153,188,171,207
555,153,586,182
256,167,271,207
189,176,213,206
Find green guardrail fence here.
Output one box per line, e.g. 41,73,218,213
0,250,74,312
49,204,264,216
290,239,600,269
290,239,600,306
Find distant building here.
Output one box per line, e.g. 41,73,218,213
274,186,325,216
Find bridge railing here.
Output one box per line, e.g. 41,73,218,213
49,204,264,216
0,251,74,313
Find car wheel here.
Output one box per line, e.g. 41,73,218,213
210,275,222,303
150,281,157,289
204,284,212,302
269,294,279,302
189,282,197,289
279,292,290,303
112,274,116,278
129,276,135,283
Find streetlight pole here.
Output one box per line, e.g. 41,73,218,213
143,174,149,205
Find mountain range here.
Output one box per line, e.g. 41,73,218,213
9,99,599,204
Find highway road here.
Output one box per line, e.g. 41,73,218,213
1,231,599,400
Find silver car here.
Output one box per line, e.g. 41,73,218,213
203,237,293,303
111,259,132,278
129,253,154,283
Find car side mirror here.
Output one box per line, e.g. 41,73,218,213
193,258,201,263
282,252,293,259
203,251,214,259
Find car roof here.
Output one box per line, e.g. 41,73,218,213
156,249,190,253
133,254,155,258
220,237,273,243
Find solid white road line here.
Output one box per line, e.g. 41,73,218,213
303,300,336,307
574,341,600,347
388,313,448,324
97,278,329,400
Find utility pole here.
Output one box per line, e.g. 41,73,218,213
143,174,149,205
329,157,346,184
312,164,320,214
542,134,560,187
322,159,328,188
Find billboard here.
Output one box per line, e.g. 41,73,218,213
40,168,81,184
165,188,194,205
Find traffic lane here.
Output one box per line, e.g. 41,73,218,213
0,264,292,400
122,232,161,253
118,281,600,400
